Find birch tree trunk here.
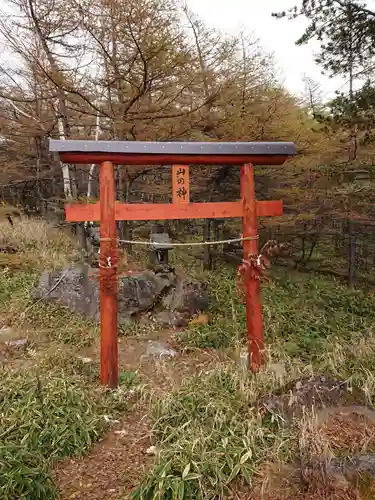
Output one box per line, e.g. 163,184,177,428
56,106,72,200
87,110,101,199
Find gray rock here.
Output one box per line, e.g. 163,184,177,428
33,266,99,319
76,355,93,364
33,266,208,326
145,340,177,358
162,278,209,315
118,271,174,316
154,311,173,326
5,338,28,348
170,313,189,328
138,315,152,325
328,454,375,479
0,326,16,340
86,224,100,246
257,375,367,423
153,311,189,328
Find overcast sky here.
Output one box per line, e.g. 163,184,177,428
0,0,349,101
187,0,347,100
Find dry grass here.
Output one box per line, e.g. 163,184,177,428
2,226,375,499
253,403,375,500
321,411,375,456
297,410,335,463
132,266,375,499
253,411,361,500
254,465,360,500
0,217,79,270
0,217,98,346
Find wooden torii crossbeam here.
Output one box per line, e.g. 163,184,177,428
50,139,296,387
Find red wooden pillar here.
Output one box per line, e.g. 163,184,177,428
99,161,118,387
240,163,263,371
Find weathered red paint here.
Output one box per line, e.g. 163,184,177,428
240,163,264,371
99,161,118,388
65,200,282,222
58,152,289,166
63,160,286,387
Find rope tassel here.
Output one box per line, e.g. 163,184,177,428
236,240,290,299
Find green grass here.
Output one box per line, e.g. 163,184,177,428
0,347,138,499
4,218,375,499
0,268,132,498
0,268,99,348
263,271,375,360
134,267,375,499
131,365,295,500
0,218,139,499
178,266,375,361
177,268,246,349
0,446,57,500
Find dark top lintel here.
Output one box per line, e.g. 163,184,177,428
49,139,296,156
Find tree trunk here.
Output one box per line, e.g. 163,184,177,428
348,219,356,286
56,113,73,199
347,3,358,163
203,219,212,270
118,167,133,255
27,1,80,201
87,110,101,199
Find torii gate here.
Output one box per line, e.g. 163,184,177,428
49,139,296,387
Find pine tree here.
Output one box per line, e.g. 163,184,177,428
274,0,375,160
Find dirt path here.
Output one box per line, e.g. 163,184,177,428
6,321,375,500
55,408,152,500
54,330,222,499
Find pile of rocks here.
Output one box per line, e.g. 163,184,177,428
34,265,209,327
